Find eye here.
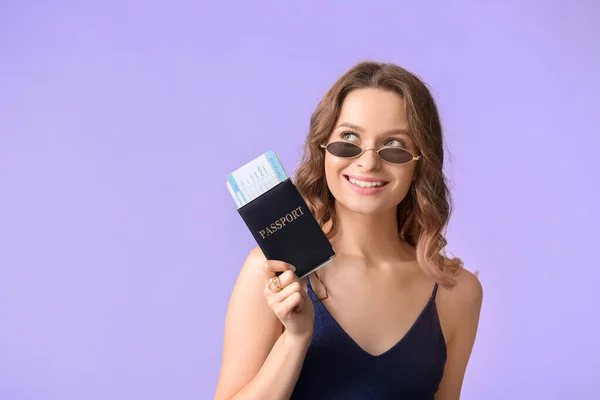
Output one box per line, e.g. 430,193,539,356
383,138,406,147
341,131,359,142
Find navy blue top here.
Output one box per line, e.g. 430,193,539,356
290,277,447,399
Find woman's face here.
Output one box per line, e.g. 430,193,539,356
323,88,420,216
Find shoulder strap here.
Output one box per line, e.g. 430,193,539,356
431,282,439,300
306,274,313,290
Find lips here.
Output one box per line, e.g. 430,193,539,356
344,174,389,188
342,175,390,195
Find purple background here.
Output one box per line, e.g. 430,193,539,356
1,1,598,399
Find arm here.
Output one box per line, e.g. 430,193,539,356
214,248,311,400
435,270,483,400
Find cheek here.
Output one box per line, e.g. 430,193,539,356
390,169,416,199
323,156,348,190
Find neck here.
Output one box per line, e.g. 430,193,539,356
328,202,414,264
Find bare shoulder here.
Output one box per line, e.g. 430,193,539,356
434,267,483,398
447,267,483,307
237,246,267,281
437,267,483,341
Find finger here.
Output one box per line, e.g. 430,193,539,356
267,260,296,272
265,270,296,293
263,272,299,299
263,260,295,283
277,270,297,289
267,281,302,305
299,277,308,293
296,283,311,308
274,291,303,320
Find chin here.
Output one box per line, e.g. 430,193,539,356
337,199,392,216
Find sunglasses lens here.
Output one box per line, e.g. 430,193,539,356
325,142,416,164
378,148,414,164
326,142,362,158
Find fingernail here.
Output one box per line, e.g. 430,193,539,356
290,265,296,272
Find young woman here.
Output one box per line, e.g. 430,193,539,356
214,61,483,399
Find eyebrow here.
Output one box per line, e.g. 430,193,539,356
335,122,410,137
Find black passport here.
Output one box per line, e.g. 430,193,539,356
237,178,336,278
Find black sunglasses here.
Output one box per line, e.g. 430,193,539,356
320,142,421,165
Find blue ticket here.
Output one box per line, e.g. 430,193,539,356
226,151,288,208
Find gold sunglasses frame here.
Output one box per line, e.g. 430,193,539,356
320,142,422,165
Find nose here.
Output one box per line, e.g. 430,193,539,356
356,148,380,171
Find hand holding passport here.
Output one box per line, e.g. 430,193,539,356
226,151,336,278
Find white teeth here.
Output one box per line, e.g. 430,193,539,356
349,177,384,188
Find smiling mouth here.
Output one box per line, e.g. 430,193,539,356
344,175,390,188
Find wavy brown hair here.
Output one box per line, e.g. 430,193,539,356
294,61,463,288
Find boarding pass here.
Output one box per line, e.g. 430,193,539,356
226,151,288,208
